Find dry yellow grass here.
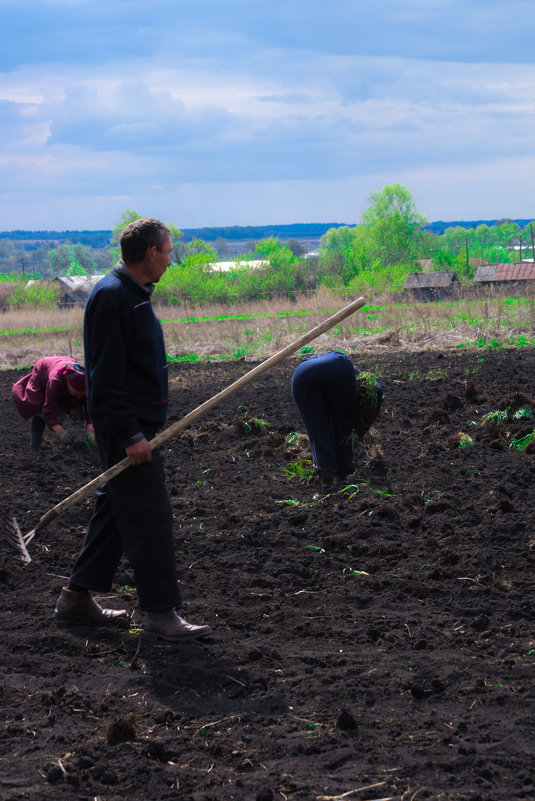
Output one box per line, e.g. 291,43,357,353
1,289,534,369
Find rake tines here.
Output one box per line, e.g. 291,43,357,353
0,507,33,565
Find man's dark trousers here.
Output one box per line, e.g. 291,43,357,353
69,430,180,611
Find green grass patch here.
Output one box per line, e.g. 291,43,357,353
284,460,314,480
510,431,535,450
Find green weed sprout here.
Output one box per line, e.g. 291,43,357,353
276,499,301,506
342,567,369,577
300,346,314,355
372,488,395,498
514,406,534,420
481,408,509,426
510,431,535,450
338,483,360,498
243,417,270,434
286,431,300,446
284,460,314,480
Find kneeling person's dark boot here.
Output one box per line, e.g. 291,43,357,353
30,416,46,454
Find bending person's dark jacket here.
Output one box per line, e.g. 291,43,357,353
84,262,168,446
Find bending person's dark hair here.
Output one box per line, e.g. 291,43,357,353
120,218,171,264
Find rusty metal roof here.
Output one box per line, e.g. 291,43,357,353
494,262,535,280
474,262,535,282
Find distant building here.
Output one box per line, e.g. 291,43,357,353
208,259,269,272
26,275,103,307
403,271,460,301
54,275,102,306
473,262,535,291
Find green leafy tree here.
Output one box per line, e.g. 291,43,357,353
287,238,306,257
49,244,96,275
361,183,428,266
494,220,520,248
253,237,295,267
318,225,376,285
67,257,88,276
432,249,456,269
474,224,492,249
520,221,535,259
318,226,356,280
177,238,215,263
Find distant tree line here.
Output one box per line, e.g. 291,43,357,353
1,186,533,304
0,222,348,249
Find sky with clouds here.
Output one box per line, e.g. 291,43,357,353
1,0,535,231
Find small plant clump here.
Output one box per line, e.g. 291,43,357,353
352,371,382,438
481,408,509,427
455,432,474,448
286,431,300,446
243,417,271,434
514,406,534,420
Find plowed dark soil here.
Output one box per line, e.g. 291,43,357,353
1,348,535,801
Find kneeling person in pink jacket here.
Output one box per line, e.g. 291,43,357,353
12,356,94,453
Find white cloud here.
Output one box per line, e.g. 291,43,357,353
1,1,535,228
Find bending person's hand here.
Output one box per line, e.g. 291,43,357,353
126,438,152,466
54,428,74,446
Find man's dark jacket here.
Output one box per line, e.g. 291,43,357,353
84,263,168,445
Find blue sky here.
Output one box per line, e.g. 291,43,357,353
1,0,534,231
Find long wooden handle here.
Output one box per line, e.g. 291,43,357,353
30,296,366,535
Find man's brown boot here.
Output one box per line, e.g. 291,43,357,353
54,587,128,625
142,610,212,642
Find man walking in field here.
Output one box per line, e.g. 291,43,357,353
54,217,212,641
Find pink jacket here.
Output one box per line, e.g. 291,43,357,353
12,356,90,428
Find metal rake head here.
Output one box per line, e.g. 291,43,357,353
0,507,34,564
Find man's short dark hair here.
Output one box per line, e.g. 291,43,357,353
120,218,171,264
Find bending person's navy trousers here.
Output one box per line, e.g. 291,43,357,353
69,430,180,612
291,351,356,478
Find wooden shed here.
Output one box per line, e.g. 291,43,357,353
54,275,102,306
403,271,460,301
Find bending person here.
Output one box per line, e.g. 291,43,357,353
291,351,383,490
12,357,94,453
